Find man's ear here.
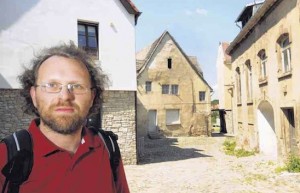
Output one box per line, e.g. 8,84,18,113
30,86,37,107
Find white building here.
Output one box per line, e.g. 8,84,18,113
0,0,141,164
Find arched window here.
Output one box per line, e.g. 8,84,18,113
245,60,252,102
235,67,241,104
277,33,291,73
258,49,267,79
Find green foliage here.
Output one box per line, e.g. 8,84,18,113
223,139,255,157
211,111,219,124
244,173,267,184
235,149,255,158
275,166,287,174
223,139,236,156
275,155,300,173
286,155,300,173
211,99,219,105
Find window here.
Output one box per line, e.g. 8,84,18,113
245,60,252,102
258,49,267,79
78,22,98,58
162,84,169,94
166,109,180,125
167,58,172,69
171,85,178,95
199,91,206,101
236,67,241,104
162,84,179,95
277,34,291,74
145,81,152,93
280,36,291,73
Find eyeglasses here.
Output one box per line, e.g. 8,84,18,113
35,82,92,94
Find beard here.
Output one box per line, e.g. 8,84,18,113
38,102,87,135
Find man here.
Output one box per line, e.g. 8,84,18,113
0,43,130,193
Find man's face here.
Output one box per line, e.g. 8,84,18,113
30,56,95,134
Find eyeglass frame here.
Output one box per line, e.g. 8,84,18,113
35,82,93,94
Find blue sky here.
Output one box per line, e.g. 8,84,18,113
132,0,254,99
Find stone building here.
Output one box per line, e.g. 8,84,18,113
216,42,234,134
136,31,213,138
226,0,300,160
0,0,141,164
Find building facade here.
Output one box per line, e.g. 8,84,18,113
0,0,141,164
226,0,300,160
136,31,212,138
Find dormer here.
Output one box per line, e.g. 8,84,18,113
236,0,265,28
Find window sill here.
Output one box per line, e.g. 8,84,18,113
258,78,268,86
166,123,181,126
278,70,292,80
247,101,253,105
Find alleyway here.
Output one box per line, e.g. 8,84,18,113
125,134,300,193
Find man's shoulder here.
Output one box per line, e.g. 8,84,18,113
0,141,8,184
0,142,7,162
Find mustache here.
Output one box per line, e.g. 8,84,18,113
51,102,79,109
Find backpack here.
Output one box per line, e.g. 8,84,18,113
1,128,121,193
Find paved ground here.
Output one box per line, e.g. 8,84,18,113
125,134,300,193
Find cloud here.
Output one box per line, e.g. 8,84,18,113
196,8,208,16
185,8,208,16
185,10,193,16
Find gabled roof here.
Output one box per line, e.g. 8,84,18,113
119,0,142,25
136,31,212,91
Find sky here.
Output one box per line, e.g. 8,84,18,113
132,0,256,100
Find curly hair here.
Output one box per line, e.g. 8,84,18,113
18,42,109,116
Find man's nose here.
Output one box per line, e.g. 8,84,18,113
59,86,74,100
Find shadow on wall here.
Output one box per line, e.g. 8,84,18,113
0,73,11,88
0,0,40,31
138,137,212,164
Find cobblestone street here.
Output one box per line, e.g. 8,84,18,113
125,134,300,193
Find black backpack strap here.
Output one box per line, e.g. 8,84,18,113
1,130,33,193
89,127,121,182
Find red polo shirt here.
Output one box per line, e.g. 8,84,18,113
0,120,130,193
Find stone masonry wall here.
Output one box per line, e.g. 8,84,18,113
0,89,137,165
0,89,35,139
102,90,137,165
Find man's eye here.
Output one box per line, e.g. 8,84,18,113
47,83,59,88
72,84,84,90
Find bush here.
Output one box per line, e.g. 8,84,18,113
223,139,255,157
286,155,300,173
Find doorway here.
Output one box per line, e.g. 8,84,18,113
257,101,277,159
148,110,157,134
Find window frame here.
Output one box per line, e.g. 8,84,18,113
162,84,179,95
236,67,242,104
171,84,179,95
162,84,169,94
280,36,291,73
245,60,253,102
258,49,267,80
166,109,180,125
199,91,206,102
167,58,172,69
145,81,152,93
77,21,99,59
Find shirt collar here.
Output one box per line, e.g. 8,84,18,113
28,119,101,157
